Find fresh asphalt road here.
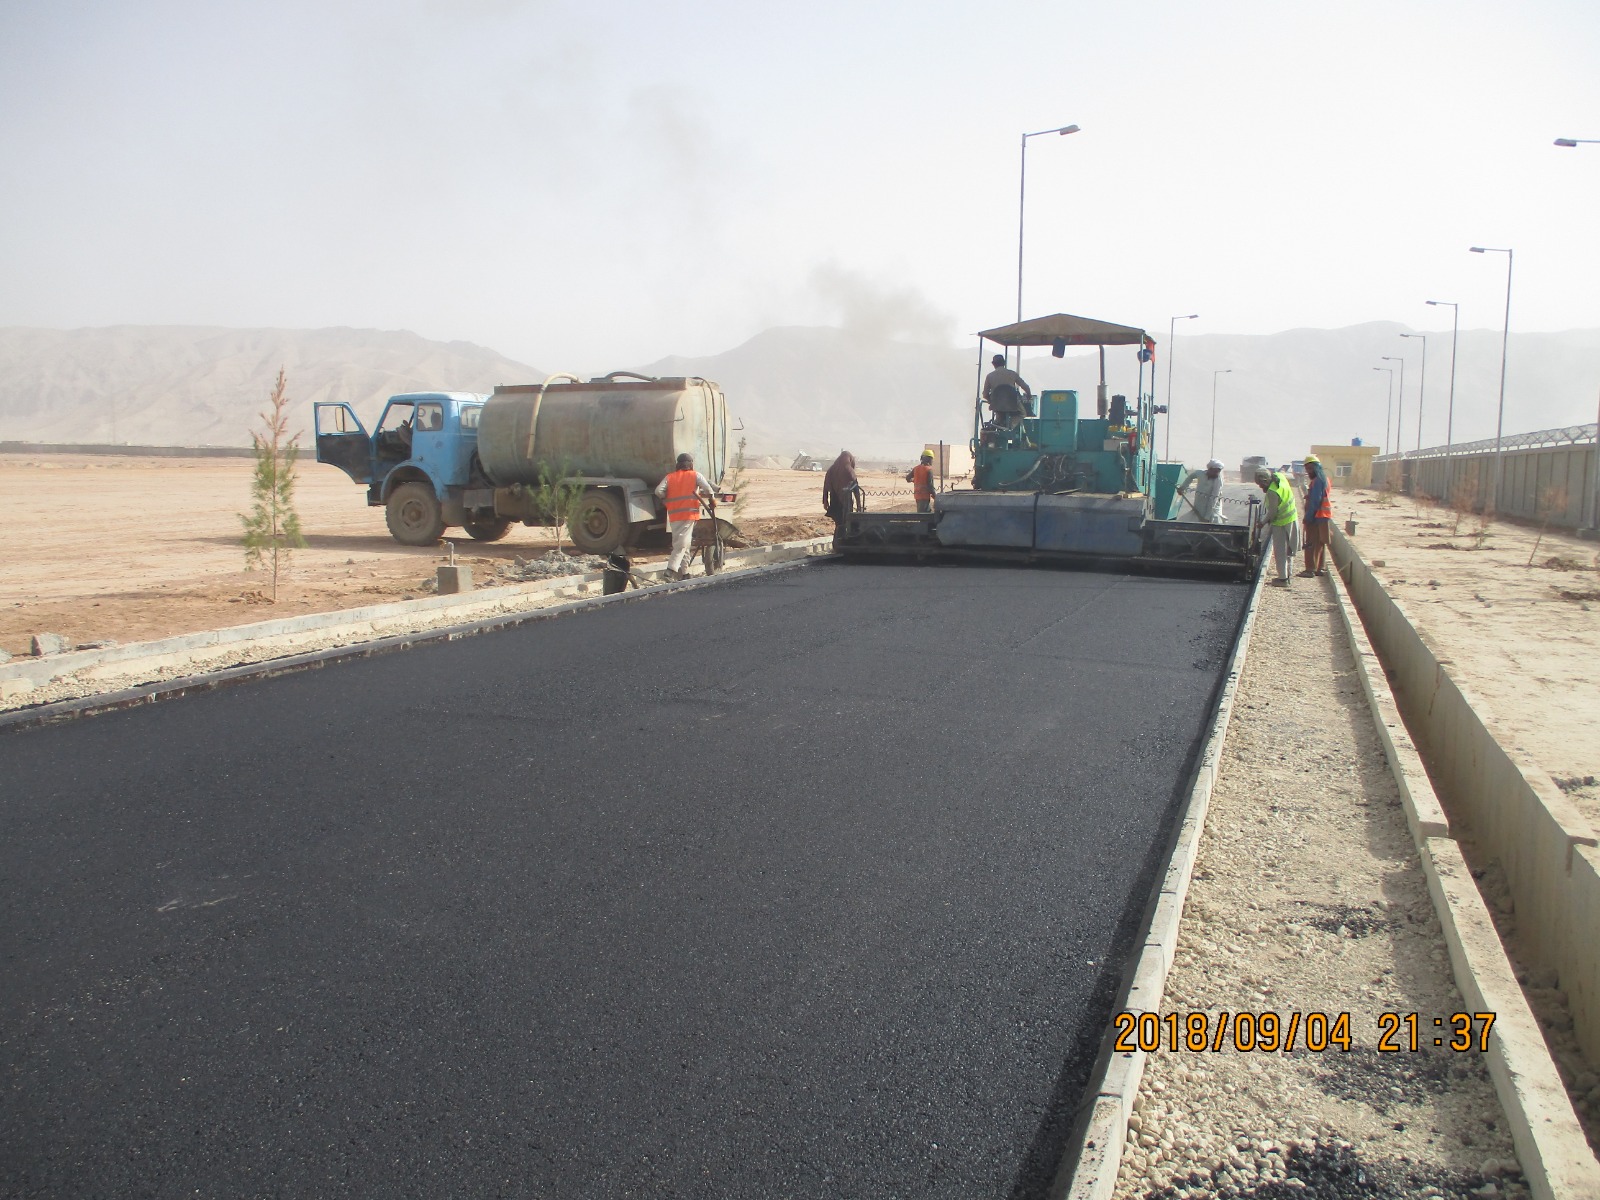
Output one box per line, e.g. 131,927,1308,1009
1,562,1248,1199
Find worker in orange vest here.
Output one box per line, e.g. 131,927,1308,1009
905,451,936,513
1300,454,1333,577
654,452,713,581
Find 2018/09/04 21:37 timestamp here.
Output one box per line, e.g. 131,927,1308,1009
1112,1012,1498,1054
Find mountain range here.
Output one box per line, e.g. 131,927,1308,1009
1,322,1596,469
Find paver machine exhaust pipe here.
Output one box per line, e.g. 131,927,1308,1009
834,312,1259,580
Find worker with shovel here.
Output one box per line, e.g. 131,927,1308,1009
1253,465,1301,587
657,452,714,581
1176,458,1227,523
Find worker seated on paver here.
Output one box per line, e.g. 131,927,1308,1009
1177,458,1227,523
982,354,1033,431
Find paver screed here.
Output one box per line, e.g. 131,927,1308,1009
1,563,1246,1199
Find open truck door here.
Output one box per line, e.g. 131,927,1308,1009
315,403,371,484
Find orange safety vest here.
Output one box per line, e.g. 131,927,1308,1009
911,463,934,500
663,469,703,525
1307,475,1332,520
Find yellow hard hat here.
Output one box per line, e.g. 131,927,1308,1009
1304,453,1320,464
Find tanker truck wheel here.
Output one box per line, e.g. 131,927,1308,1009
462,515,512,542
568,489,626,555
386,482,445,546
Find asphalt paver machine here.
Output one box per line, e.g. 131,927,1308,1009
835,312,1257,577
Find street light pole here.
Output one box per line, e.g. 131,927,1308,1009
1164,313,1198,462
1209,369,1233,461
1425,300,1459,502
1016,123,1080,363
1553,138,1600,530
1400,333,1428,453
1470,246,1514,512
1373,367,1394,454
1381,355,1405,458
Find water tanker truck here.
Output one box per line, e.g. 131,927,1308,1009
314,372,733,556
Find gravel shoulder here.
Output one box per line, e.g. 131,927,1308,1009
1112,574,1523,1200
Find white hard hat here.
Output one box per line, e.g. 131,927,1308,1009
1206,459,1224,470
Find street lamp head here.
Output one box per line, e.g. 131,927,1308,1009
1059,125,1080,135
1555,138,1578,147
1469,246,1486,254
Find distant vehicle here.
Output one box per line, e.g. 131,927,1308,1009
314,375,735,554
1240,455,1268,482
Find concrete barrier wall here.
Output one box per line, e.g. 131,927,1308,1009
1373,443,1599,529
1331,526,1600,1065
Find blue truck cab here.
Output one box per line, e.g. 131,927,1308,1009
314,392,508,545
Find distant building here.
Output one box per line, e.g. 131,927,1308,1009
924,443,973,480
1310,443,1380,488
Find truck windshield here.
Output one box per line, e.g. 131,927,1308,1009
377,403,415,433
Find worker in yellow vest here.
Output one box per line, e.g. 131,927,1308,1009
655,453,714,581
1253,465,1301,586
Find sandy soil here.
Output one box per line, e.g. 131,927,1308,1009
1114,577,1523,1199
1340,491,1600,828
0,456,914,655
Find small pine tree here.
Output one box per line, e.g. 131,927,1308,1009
726,436,750,524
530,459,588,553
240,368,306,601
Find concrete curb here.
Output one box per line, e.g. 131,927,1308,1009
1327,556,1600,1199
0,537,836,693
1057,566,1267,1200
1324,565,1451,845
0,542,836,734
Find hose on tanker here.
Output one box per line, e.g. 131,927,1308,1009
523,372,583,461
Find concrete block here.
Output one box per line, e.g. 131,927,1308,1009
30,633,67,656
0,648,10,663
436,565,473,595
1,678,35,700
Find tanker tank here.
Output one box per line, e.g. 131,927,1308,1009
477,373,729,489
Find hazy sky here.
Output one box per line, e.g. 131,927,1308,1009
2,0,1598,372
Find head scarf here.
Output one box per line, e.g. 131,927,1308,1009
823,451,857,493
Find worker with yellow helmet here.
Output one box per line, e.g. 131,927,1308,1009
1300,453,1333,577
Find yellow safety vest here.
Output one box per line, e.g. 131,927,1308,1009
1268,473,1299,526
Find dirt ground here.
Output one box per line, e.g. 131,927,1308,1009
0,455,915,654
1339,490,1600,828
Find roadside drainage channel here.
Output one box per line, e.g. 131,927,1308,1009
1325,547,1600,1199
1330,526,1600,1074
0,539,835,732
1058,564,1267,1199
1060,554,1600,1200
